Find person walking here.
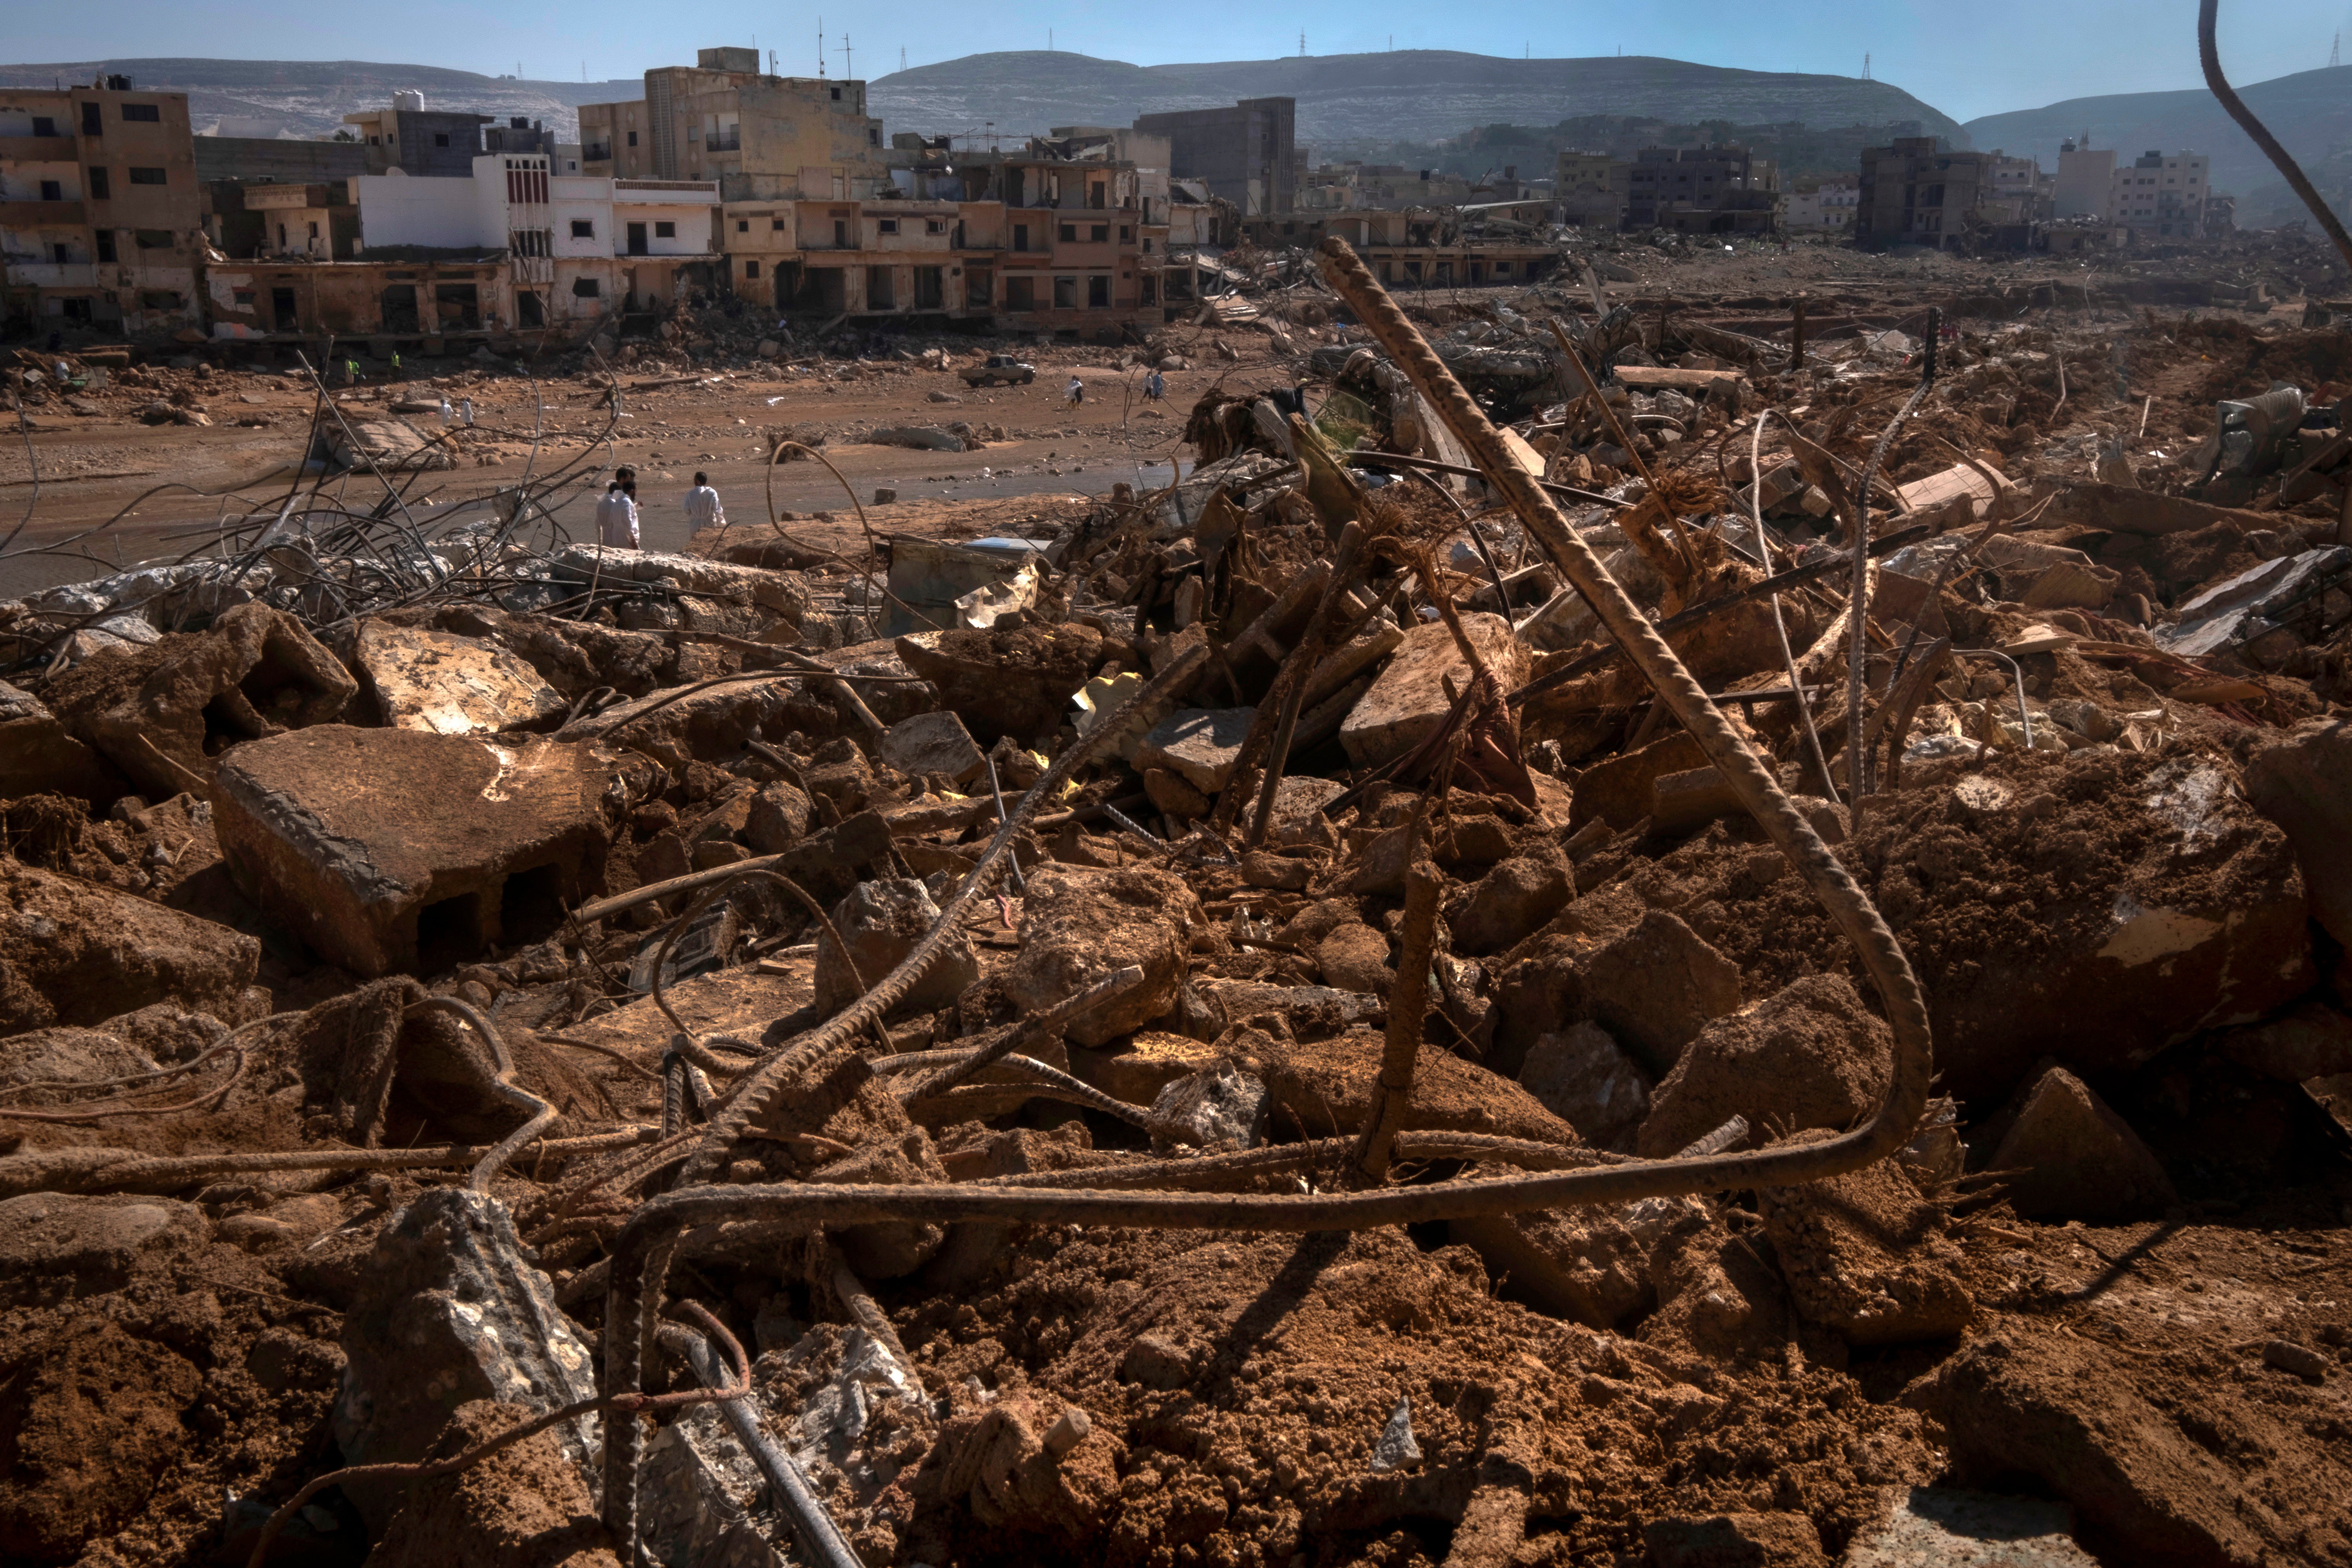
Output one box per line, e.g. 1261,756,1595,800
683,471,726,531
1065,374,1085,407
596,475,640,548
1145,367,1165,403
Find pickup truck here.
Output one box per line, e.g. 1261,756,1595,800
961,354,1037,387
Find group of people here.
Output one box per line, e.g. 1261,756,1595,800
594,467,727,550
1063,368,1167,406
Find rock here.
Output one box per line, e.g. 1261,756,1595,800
1646,1212,1789,1363
1134,708,1255,795
1518,1022,1650,1150
1188,977,1385,1036
0,1319,204,1562
2219,1002,2352,1082
873,487,898,505
1339,613,1530,769
1982,1066,2175,1221
1237,1027,1581,1145
1450,1182,1646,1328
999,866,1203,1047
1044,1405,1091,1457
801,748,876,815
1315,922,1392,993
367,1400,620,1568
877,710,985,786
1760,1135,1973,1345
1844,1488,2093,1568
926,390,962,404
356,621,565,735
1261,774,1346,846
0,1193,208,1308
39,602,356,798
1568,731,1706,832
218,1212,301,1252
1451,851,1572,954
334,1189,600,1534
0,679,131,809
0,859,260,1033
813,878,977,1018
1240,850,1311,890
1149,1062,1269,1150
1143,765,1211,818
1368,1396,1420,1473
1489,900,1744,1082
1120,1333,1196,1390
1913,1332,2283,1565
868,425,970,452
743,780,814,855
565,677,797,771
1641,1512,1828,1567
0,1023,159,1094
550,545,809,617
1641,974,1887,1159
1067,1029,1225,1103
2244,717,2352,951
213,728,616,978
2262,1339,2328,1381
1650,764,1744,836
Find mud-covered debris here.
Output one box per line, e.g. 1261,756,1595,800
0,857,260,1032
815,877,977,1018
1641,973,1889,1158
1000,866,1202,1047
1978,1065,2177,1220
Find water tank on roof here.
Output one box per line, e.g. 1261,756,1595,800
392,89,426,112
105,74,131,91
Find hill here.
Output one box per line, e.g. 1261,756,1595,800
0,58,638,140
1962,64,2352,208
869,50,1966,152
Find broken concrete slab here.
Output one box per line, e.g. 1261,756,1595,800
1339,613,1530,769
1982,1066,2176,1221
1234,1027,1581,1145
38,601,358,798
551,544,812,617
334,1188,599,1534
212,727,617,977
1641,974,1889,1159
1134,708,1256,796
1896,461,2009,519
1451,851,1573,955
877,710,985,786
0,858,261,1033
2156,546,2352,661
999,866,1203,1047
356,620,565,735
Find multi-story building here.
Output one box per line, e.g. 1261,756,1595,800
578,47,886,201
1555,151,1629,227
0,76,203,338
1857,137,2004,249
1785,176,1859,232
1131,98,1296,216
341,92,495,178
2054,138,2116,219
1625,144,1780,233
2110,150,2210,238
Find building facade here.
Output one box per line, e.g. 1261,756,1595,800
341,93,495,178
2110,150,2210,238
1131,98,1296,216
578,48,886,202
1625,145,1780,233
0,77,203,337
2054,139,2116,220
1857,138,2011,249
1554,151,1629,227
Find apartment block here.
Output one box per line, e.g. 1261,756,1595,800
1625,144,1780,233
1786,176,1859,232
1857,137,1996,249
342,92,495,177
2110,150,2210,238
578,47,885,201
1555,151,1629,228
1132,98,1295,216
2054,139,2116,220
0,76,203,337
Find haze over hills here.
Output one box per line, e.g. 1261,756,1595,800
0,51,1962,155
866,51,1965,152
1962,64,2352,207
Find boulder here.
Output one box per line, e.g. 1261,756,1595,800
999,867,1202,1047
1134,708,1255,795
1982,1066,2175,1221
814,878,978,1018
1640,974,1888,1159
1518,1022,1650,1150
2244,717,2352,951
1314,922,1392,993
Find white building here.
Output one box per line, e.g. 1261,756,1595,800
353,153,719,323
1786,177,1858,232
2109,150,2209,237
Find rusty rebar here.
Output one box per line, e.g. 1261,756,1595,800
2199,1,2352,272
1356,860,1443,1183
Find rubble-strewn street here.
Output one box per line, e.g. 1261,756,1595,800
2,214,2351,1568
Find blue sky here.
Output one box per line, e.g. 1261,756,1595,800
9,0,2350,123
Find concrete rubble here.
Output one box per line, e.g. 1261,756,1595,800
3,215,2352,1568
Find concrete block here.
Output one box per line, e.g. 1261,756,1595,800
356,621,566,735
212,727,617,977
1984,1066,2175,1220
813,877,978,1017
1339,613,1529,769
1134,707,1256,795
878,710,985,785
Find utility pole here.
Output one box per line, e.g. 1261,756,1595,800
818,18,826,76
1863,53,1871,80
2333,31,2343,67
900,47,907,72
840,35,852,79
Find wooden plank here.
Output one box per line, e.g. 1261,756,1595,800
1612,365,1750,393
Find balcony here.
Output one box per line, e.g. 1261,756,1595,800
0,199,85,226
706,133,740,153
0,135,80,163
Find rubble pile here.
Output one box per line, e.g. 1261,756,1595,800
1,238,2350,1568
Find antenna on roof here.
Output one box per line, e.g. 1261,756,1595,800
818,17,826,76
